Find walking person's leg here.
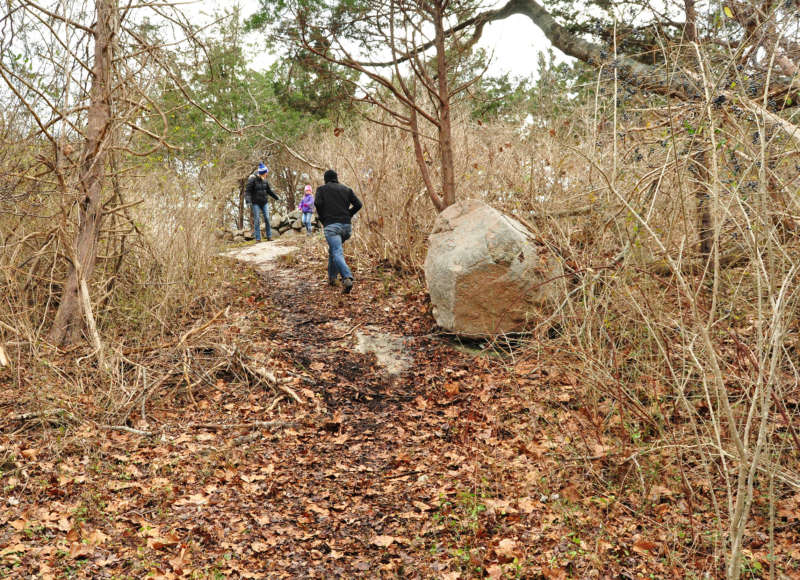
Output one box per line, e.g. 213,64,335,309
324,224,352,280
324,225,342,283
264,203,272,240
339,224,353,293
252,203,262,241
324,224,353,293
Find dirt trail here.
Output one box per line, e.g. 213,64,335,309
2,237,756,578
187,238,483,577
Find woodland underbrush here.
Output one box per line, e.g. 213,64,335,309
306,100,800,573
0,155,235,424
2,90,799,574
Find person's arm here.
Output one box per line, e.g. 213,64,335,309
245,177,254,204
314,191,324,218
266,181,279,201
348,190,363,216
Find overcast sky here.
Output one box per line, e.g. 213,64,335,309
471,13,555,78
196,0,558,79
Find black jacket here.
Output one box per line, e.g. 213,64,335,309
245,175,279,205
314,179,362,226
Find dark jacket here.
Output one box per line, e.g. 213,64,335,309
314,176,362,227
245,175,279,206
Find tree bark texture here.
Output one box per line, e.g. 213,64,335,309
237,177,246,230
48,0,116,346
434,2,456,209
692,148,713,258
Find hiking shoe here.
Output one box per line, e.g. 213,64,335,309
342,277,353,294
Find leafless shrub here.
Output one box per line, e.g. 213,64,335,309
290,37,800,575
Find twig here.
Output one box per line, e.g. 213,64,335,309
177,307,228,348
100,424,154,436
0,320,22,336
284,370,316,385
267,395,284,412
189,421,297,430
278,384,305,405
79,268,106,371
238,356,306,405
124,366,179,427
321,321,367,342
384,470,421,480
4,408,73,423
122,307,228,355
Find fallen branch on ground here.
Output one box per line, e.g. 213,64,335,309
100,424,154,436
189,421,298,430
1,409,76,430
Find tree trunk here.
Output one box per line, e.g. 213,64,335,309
684,0,712,259
435,2,456,209
410,107,444,212
48,0,115,346
693,148,713,258
237,177,245,230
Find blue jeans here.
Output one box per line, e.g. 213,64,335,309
323,223,352,281
251,202,271,241
301,212,313,233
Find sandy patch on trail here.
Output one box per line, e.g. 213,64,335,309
221,240,299,270
354,327,413,377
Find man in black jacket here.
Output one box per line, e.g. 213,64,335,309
314,169,362,293
245,163,280,241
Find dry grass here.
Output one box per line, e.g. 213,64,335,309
2,48,800,576
287,69,800,576
0,154,231,419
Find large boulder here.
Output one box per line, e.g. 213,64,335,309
424,199,562,337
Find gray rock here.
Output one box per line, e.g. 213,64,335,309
288,209,302,220
270,214,282,228
233,234,245,242
223,232,234,241
423,199,562,337
291,220,302,230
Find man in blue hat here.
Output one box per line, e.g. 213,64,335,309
245,163,280,242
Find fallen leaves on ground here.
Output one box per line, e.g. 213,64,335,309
1,244,798,578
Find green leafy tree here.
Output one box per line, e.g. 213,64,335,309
248,0,499,211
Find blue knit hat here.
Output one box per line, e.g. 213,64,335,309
257,163,268,174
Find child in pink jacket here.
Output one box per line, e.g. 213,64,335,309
298,184,315,235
